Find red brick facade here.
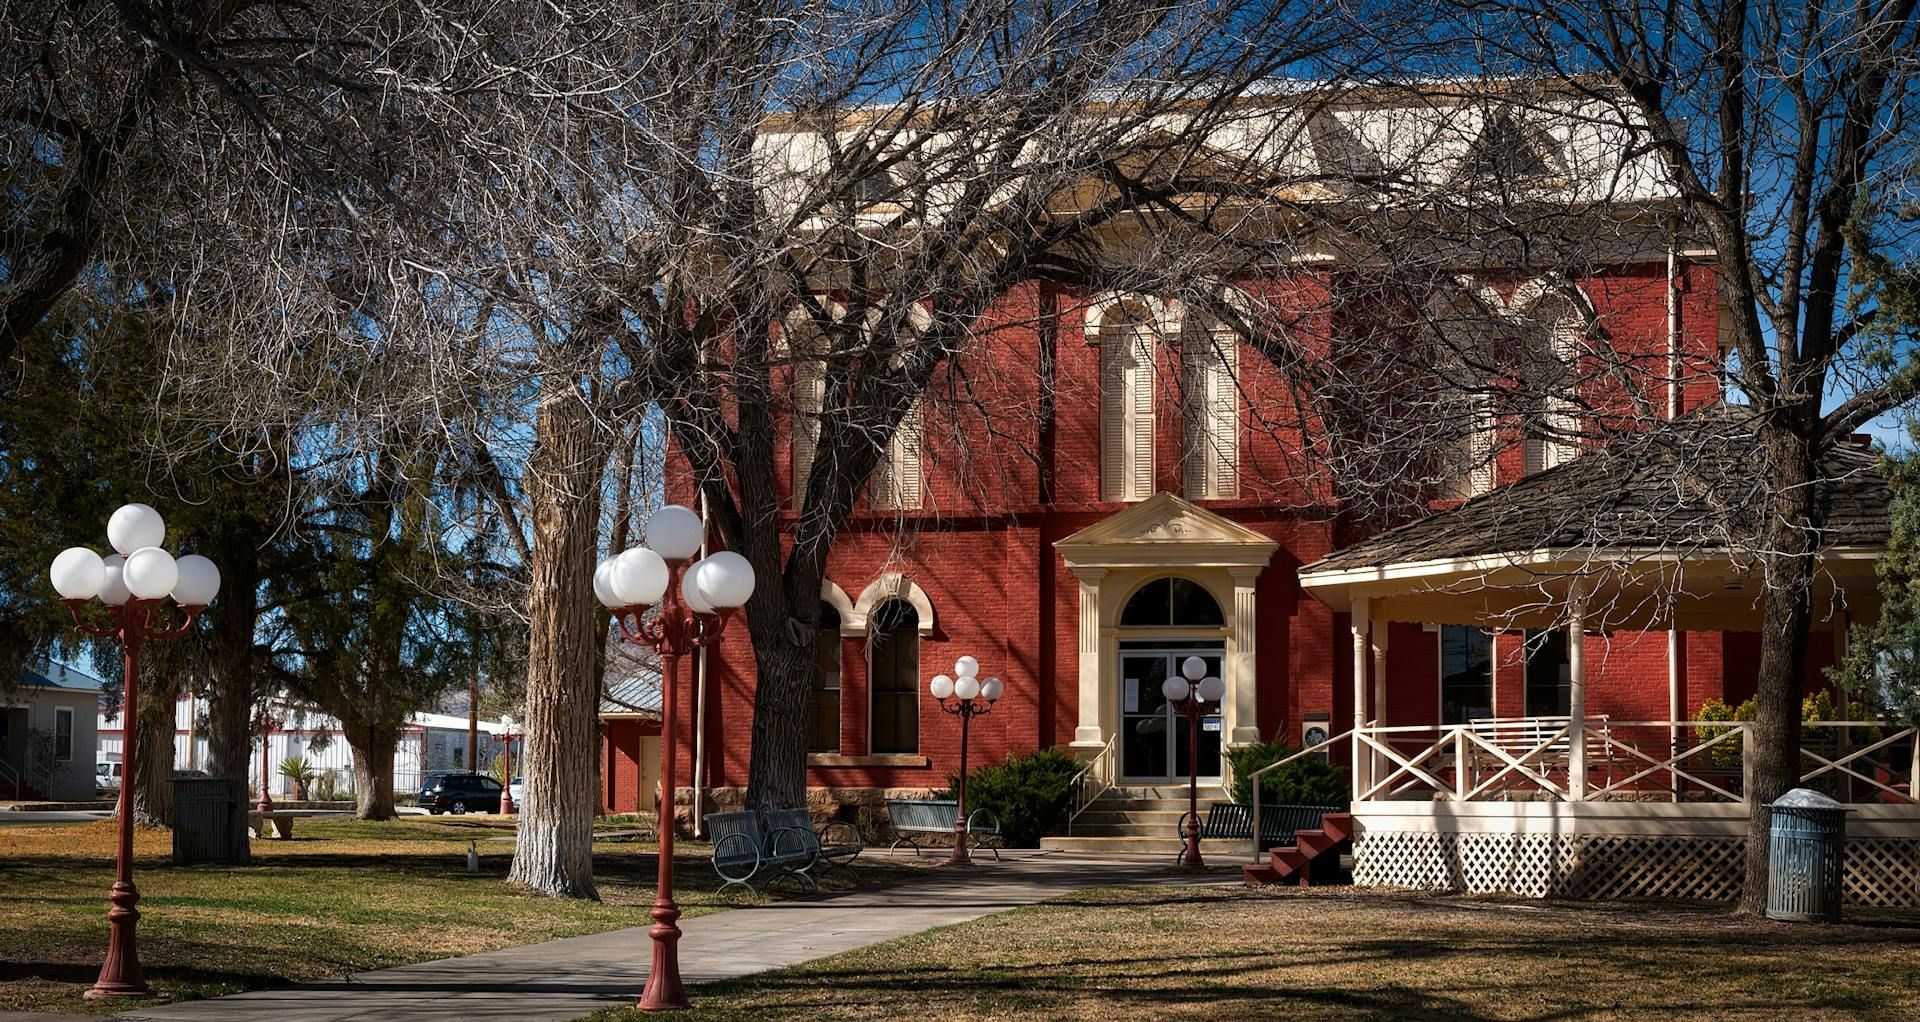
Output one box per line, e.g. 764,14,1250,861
638,262,1845,799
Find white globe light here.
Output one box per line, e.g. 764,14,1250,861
1197,675,1226,703
695,551,756,609
49,547,106,600
172,554,221,606
981,677,1004,702
1162,677,1191,703
645,505,704,561
107,503,165,557
99,554,130,606
929,674,954,699
954,675,981,700
611,547,669,606
680,561,716,614
593,557,623,608
954,656,979,679
123,547,178,601
1181,656,1207,682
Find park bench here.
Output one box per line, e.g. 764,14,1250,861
1180,802,1335,847
705,809,831,894
883,799,1004,860
766,808,864,884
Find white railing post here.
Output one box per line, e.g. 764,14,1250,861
1454,727,1468,800
1740,723,1754,805
1351,597,1371,800
1567,587,1588,801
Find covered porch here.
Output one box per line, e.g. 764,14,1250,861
1294,413,1920,905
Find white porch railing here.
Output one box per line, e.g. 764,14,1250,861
1066,732,1117,833
1352,719,1918,807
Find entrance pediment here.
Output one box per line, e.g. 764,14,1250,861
1055,492,1278,569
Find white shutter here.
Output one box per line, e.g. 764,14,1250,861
895,403,922,509
1127,326,1155,501
792,360,825,510
1209,330,1238,498
1466,397,1495,495
1100,332,1128,501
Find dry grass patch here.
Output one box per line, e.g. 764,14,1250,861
0,816,914,1016
591,884,1920,1021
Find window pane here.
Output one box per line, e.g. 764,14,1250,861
1524,629,1571,716
1440,626,1493,724
1169,579,1224,626
870,600,918,753
811,605,842,753
1120,579,1172,626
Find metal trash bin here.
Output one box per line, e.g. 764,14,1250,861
172,775,240,865
1766,787,1849,922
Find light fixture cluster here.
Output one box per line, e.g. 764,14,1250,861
49,503,221,608
592,505,754,612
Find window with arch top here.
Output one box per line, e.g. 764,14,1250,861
868,599,920,753
809,604,843,753
1120,577,1225,628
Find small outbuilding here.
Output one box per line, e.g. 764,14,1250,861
3,660,104,802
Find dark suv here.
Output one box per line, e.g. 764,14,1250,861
418,773,504,814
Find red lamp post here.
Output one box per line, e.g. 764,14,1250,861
49,504,222,1001
1164,656,1224,870
594,505,755,1013
928,658,1003,866
498,715,519,814
256,719,276,814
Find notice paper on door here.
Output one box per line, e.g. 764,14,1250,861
1124,678,1139,713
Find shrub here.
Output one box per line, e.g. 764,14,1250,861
1226,740,1347,809
950,748,1081,847
278,755,318,800
1692,693,1879,768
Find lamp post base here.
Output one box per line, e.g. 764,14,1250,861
946,821,973,867
1179,821,1207,870
84,882,148,1000
637,901,689,1011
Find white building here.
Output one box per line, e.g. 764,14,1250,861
4,661,104,802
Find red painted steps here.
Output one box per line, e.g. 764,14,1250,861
1242,811,1353,887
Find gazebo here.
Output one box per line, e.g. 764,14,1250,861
1295,408,1919,905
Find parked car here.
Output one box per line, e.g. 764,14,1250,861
418,772,504,814
95,762,122,794
508,776,524,807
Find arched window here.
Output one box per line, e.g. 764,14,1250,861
1180,311,1239,500
1098,300,1157,502
809,604,842,753
868,600,920,753
1424,288,1498,498
1120,577,1225,628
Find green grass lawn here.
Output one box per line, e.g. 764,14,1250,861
588,884,1920,1021
0,815,911,1015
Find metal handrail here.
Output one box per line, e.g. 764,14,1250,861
1249,729,1351,862
0,756,23,800
1065,733,1117,834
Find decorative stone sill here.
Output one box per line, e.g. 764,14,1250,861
806,754,930,768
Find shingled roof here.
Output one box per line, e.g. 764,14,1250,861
1303,405,1891,577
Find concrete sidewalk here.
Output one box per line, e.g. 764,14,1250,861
114,850,1230,1022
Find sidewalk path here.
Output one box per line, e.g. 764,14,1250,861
115,850,1231,1022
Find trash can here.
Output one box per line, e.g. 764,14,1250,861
172,775,240,865
1765,787,1849,922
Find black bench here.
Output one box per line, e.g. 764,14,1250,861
884,799,1005,861
705,810,819,894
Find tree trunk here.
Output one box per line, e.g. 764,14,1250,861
743,608,817,813
1737,426,1820,914
132,669,180,828
507,381,608,899
204,544,261,862
345,720,399,821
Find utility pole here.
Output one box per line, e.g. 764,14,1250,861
467,641,480,772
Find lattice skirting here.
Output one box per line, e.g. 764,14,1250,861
1354,831,1920,907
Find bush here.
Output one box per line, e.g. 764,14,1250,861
949,748,1082,847
1694,693,1880,768
1226,740,1347,809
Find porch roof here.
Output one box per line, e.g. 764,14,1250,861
1298,406,1890,630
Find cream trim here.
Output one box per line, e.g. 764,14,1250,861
852,573,936,636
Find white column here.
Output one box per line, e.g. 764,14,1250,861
1071,568,1108,751
1372,618,1390,784
1567,587,1587,801
1351,596,1371,800
1228,567,1262,747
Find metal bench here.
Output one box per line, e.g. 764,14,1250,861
884,799,1004,861
1181,803,1334,847
766,808,864,884
705,810,819,894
